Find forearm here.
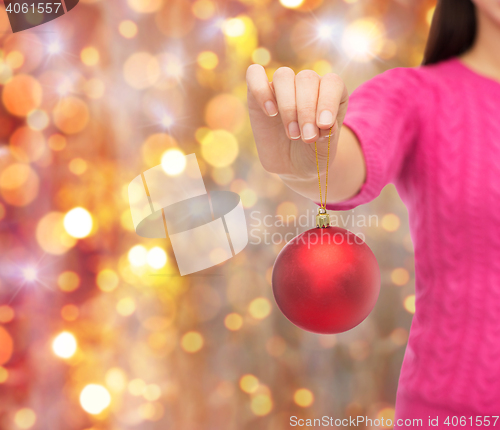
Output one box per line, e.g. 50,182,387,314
279,126,366,205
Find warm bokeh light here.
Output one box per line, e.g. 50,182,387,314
239,188,258,208
279,0,304,8
426,6,436,25
391,268,410,286
0,366,8,383
181,331,204,353
143,383,162,401
128,245,148,267
147,247,167,269
80,384,111,415
52,97,90,134
0,163,32,190
0,326,13,366
204,94,246,133
276,201,298,219
6,51,24,69
9,127,45,162
127,0,161,13
248,297,272,320
105,368,127,393
251,394,273,416
96,269,120,292
81,47,100,66
212,166,234,185
64,207,93,239
341,18,385,62
313,59,333,75
14,408,36,429
0,163,39,207
0,305,14,323
116,297,136,316
48,133,66,151
197,51,218,70
192,0,215,19
58,271,81,292
239,374,259,393
36,212,77,255
378,407,396,428
128,378,146,396
381,213,401,232
404,295,416,314
26,109,49,131
52,332,78,359
390,328,409,346
294,388,314,407
224,313,243,331
252,47,271,66
161,148,186,176
200,129,239,168
2,74,42,117
123,52,160,89
119,20,138,38
68,158,88,175
222,18,246,38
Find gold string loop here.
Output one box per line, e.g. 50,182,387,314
314,125,334,209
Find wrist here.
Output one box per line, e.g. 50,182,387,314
277,172,324,202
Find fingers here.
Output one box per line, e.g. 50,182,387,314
247,64,347,146
317,73,348,132
269,81,276,97
295,70,320,144
273,67,300,140
246,64,278,117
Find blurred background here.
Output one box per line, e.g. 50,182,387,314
0,0,435,428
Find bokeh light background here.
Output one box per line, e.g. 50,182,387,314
0,0,436,428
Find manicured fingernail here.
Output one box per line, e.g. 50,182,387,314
302,123,317,140
264,100,278,117
318,110,333,125
288,121,300,139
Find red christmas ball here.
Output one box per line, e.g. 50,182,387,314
272,226,380,334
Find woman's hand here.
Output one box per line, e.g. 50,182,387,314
246,64,349,181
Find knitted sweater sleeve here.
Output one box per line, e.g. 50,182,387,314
322,67,420,211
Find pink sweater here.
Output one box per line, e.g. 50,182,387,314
325,58,500,427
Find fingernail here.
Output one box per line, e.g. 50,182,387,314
288,121,300,139
264,100,278,117
302,123,317,140
318,110,333,125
